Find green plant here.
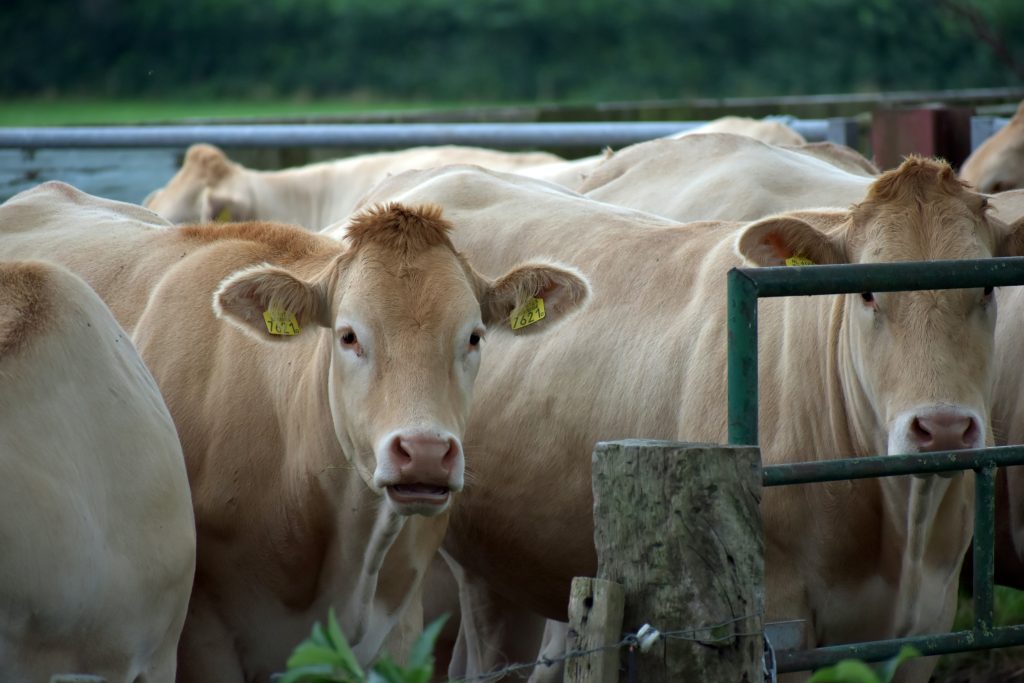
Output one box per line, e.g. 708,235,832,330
279,609,449,683
807,646,920,683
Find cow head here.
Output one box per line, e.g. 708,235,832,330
738,156,1024,456
961,102,1024,194
145,144,255,224
213,203,589,515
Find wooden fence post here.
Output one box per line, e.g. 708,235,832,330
565,577,625,683
592,440,763,683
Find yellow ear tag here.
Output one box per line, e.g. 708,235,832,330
214,207,233,222
509,297,546,331
262,307,301,336
785,254,815,267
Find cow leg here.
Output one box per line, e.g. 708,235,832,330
442,552,548,681
527,620,567,683
421,553,461,680
175,591,244,683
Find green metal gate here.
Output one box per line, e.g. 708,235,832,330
726,257,1024,673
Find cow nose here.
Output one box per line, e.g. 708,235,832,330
908,412,981,452
387,432,459,483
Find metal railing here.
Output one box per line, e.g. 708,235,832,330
726,257,1024,673
970,116,1010,151
0,118,857,150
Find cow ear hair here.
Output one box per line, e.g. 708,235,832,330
479,261,590,336
213,264,330,342
201,189,251,223
736,215,847,267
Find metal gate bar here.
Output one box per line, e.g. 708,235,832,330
726,257,1024,673
0,118,855,150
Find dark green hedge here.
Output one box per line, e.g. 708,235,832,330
2,0,1021,101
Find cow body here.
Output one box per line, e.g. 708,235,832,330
578,133,873,222
358,161,1024,682
0,260,195,683
144,144,564,229
0,181,589,682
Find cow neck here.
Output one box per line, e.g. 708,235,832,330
880,473,973,635
831,292,974,637
292,330,432,663
254,167,325,229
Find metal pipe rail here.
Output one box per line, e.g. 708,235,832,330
970,116,1010,151
726,256,1024,674
0,118,856,150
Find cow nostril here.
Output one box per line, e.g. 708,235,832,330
441,439,459,470
962,418,980,447
910,417,932,445
390,436,413,465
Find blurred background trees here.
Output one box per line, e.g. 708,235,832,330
2,0,1021,103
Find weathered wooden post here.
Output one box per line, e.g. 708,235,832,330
591,439,763,683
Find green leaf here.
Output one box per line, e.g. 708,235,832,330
326,608,365,679
368,658,408,683
876,646,920,683
289,642,349,666
277,662,347,683
407,614,449,669
808,659,881,683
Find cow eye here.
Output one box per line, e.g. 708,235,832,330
469,332,482,347
340,331,357,345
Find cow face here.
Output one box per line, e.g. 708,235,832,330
738,157,1024,456
214,203,589,516
145,144,254,224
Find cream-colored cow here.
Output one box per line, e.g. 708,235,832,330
0,260,195,683
961,101,1024,193
143,143,563,229
670,114,808,146
518,116,815,193
578,133,874,222
357,160,1024,683
0,181,589,682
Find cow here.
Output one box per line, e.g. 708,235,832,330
517,117,813,193
0,260,196,683
354,159,1024,682
143,143,563,229
576,133,873,223
670,114,808,146
960,101,1024,193
0,181,590,682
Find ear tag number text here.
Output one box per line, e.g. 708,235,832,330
263,307,301,336
510,297,546,331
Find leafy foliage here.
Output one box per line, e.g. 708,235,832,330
2,0,1020,101
808,646,920,683
280,610,449,683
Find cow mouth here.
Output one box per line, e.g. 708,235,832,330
386,484,451,505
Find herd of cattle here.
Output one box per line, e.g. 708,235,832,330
1,103,1024,683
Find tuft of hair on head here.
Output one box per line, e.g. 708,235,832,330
344,202,456,255
863,156,966,206
183,143,233,182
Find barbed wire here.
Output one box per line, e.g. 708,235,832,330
452,612,764,683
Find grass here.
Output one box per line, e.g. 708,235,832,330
932,587,1024,682
0,97,495,126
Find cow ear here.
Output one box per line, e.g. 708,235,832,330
480,261,591,335
997,217,1024,257
736,215,847,267
201,189,250,223
213,264,330,342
